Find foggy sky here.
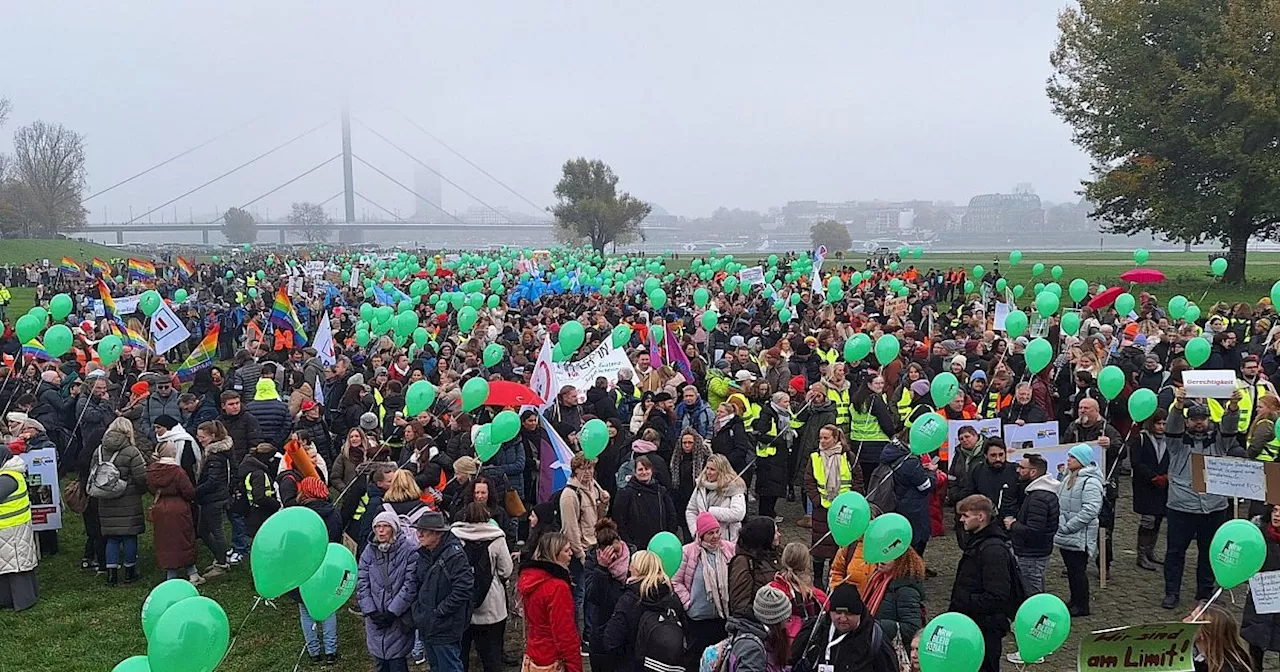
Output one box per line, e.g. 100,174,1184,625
0,1,1090,224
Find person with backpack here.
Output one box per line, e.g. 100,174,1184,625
949,494,1023,672
452,501,513,672
411,510,474,672
674,512,736,661
238,441,280,539
194,420,235,579
863,547,926,663
613,455,679,550
713,584,794,672
868,438,936,556
1053,444,1104,618
517,531,582,672
585,519,634,672
380,469,430,532
790,582,900,672
767,542,828,644
751,391,794,523
92,417,147,586
601,549,689,672
561,453,610,621
357,510,421,672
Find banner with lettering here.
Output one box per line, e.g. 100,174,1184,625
1078,622,1201,672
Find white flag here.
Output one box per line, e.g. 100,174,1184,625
314,313,336,367
149,302,191,356
528,336,556,412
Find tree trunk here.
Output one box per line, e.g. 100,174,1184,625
1183,240,1191,253
1225,216,1250,285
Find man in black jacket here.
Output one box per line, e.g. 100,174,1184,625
412,511,474,672
950,494,1019,672
999,383,1047,426
1004,453,1059,596
791,582,898,672
963,438,1021,519
218,390,261,565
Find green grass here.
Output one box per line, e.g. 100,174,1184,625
14,495,369,672
0,239,142,267
674,251,1280,307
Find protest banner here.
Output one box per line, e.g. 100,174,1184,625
993,302,1011,332
1008,442,1104,483
91,294,141,318
886,296,908,318
1250,571,1280,615
1004,422,1060,449
947,418,1002,452
21,448,61,531
1192,454,1280,503
1077,621,1201,672
554,339,634,396
1182,370,1237,399
738,266,765,286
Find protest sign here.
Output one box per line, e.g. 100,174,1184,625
1004,422,1060,450
947,418,1002,451
1192,454,1280,503
1250,571,1280,614
1077,621,1201,672
21,448,61,531
738,266,765,286
1008,442,1104,482
149,302,191,355
993,302,1010,332
885,296,908,318
1182,370,1237,399
91,294,141,318
554,340,634,396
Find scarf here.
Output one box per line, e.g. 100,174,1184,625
715,414,733,433
1268,524,1280,546
699,544,731,618
771,401,796,442
1150,432,1167,463
819,443,845,505
598,542,632,582
348,440,366,465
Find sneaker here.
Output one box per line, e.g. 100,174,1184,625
226,551,244,566
1007,652,1045,664
203,563,229,579
188,573,206,587
324,653,338,665
413,653,427,665
309,654,322,663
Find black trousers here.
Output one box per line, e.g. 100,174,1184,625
82,500,105,566
981,628,1004,672
461,620,505,672
1061,548,1089,613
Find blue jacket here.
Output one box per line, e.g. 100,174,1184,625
412,531,475,645
878,440,935,546
247,397,291,448
357,532,420,660
492,438,528,499
676,399,715,439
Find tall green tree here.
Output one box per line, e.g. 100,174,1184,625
809,220,852,252
1048,0,1280,283
222,206,257,244
552,158,651,253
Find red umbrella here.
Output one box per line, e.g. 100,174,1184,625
485,380,544,407
1087,286,1124,310
1119,268,1166,284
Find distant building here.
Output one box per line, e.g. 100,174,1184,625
960,193,1045,232
413,165,445,222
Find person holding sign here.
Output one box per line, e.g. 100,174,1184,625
1162,387,1245,610
1241,506,1280,670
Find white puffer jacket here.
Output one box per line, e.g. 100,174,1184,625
0,454,38,575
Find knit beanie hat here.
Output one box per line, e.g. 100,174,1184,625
753,585,792,626
298,476,329,501
695,512,719,539
1068,444,1095,467
372,510,401,534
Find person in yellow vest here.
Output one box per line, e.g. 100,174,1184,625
804,424,863,580
238,441,281,538
821,362,853,436
0,445,38,611
0,284,11,322
1248,395,1280,463
848,374,899,483
894,363,927,423
752,391,794,522
1209,355,1272,443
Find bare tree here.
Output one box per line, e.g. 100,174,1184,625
13,120,87,237
287,202,331,242
0,97,10,128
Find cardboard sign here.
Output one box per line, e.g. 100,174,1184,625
1250,571,1280,614
738,266,765,286
1004,422,1060,449
1182,370,1237,399
1077,622,1201,672
1192,454,1280,503
885,296,908,318
21,448,61,531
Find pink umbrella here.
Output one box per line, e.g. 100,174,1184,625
1119,268,1166,284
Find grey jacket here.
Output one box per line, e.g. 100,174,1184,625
1166,406,1243,514
1053,465,1103,557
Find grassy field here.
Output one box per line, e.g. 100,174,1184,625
0,239,134,267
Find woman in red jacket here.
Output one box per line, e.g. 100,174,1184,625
516,531,582,672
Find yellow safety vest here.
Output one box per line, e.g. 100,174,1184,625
1207,380,1265,435
355,492,368,520
244,473,275,504
744,401,761,427
816,348,838,367
896,388,913,424
827,387,851,428
849,407,890,443
0,468,31,529
757,416,779,458
374,388,386,427
810,453,852,508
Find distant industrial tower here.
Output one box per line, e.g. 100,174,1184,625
413,165,445,222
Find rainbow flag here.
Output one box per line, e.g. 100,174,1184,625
110,322,151,354
175,256,195,280
176,324,219,382
97,278,123,327
21,339,51,362
270,286,308,345
128,258,155,280
60,257,83,277
91,257,112,277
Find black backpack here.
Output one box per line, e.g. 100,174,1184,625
866,453,908,514
544,487,586,533
462,539,494,610
635,603,687,672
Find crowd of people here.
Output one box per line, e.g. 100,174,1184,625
1,247,1278,672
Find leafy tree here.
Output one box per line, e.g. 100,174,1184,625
1048,0,1280,283
12,120,87,237
552,158,651,253
287,201,331,242
810,220,852,252
222,206,257,244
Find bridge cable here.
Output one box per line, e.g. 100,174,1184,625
353,191,406,221
195,153,342,226
350,154,470,227
124,121,331,225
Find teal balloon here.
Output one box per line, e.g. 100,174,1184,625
1034,292,1059,318
862,513,913,563
647,532,683,577
98,334,124,366
919,612,986,672
1050,264,1063,280
929,372,960,408
1186,337,1211,367
141,579,199,643
1008,250,1023,265
50,293,73,320
1210,519,1267,589
146,596,229,672
909,412,948,455
1184,303,1202,324
844,333,872,363
1012,284,1024,299
648,288,667,310
44,324,73,358
457,306,479,333
250,507,329,598
492,410,521,444
827,491,871,546
15,314,41,344
874,335,900,366
1025,338,1054,374
405,380,437,416
483,343,505,368
1068,278,1088,303
559,320,585,354
611,324,632,348
300,543,359,620
1013,593,1072,662
1114,292,1136,315
1128,388,1158,422
113,656,152,672
1003,310,1028,338
1031,262,1045,277
1060,312,1081,337
173,288,188,303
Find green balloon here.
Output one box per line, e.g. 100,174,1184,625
15,314,41,344
1167,295,1188,319
147,596,229,672
874,335,900,366
1133,248,1150,265
1211,257,1228,277
139,290,163,316
1210,519,1266,589
412,327,429,347
355,328,370,348
1184,304,1202,323
919,612,985,672
1009,250,1023,265
861,512,913,563
300,543,358,620
929,372,960,408
778,308,792,323
702,311,719,332
491,410,522,444
844,333,872,363
1025,338,1053,374
44,324,73,358
1115,292,1136,315
141,579,199,643
486,294,500,309
972,264,984,281
650,325,664,347
248,287,258,300
648,288,667,310
1272,280,1280,308
1186,336,1211,367
1050,264,1064,280
611,323,633,348
789,293,801,306
995,278,1007,293
580,418,609,460
899,245,910,258
483,343,505,368
462,377,490,413
647,532,683,577
250,507,329,598
1045,282,1062,298
1128,388,1158,422
693,287,710,308
826,491,871,546
1068,278,1088,303
1004,310,1028,339
50,293,73,321
1035,292,1059,318
457,306,479,333
399,379,435,416
1060,311,1081,337
559,320,585,355
113,656,153,672
98,334,124,366
963,280,974,295
1013,593,1072,662
394,311,417,338
1012,284,1025,299
1098,365,1125,400
1031,262,1045,277
173,288,188,303
909,413,948,455
723,277,739,294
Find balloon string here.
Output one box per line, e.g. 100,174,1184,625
1190,587,1223,621
809,530,831,551
291,642,309,672
223,596,263,660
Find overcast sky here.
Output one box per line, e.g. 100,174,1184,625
1,1,1090,223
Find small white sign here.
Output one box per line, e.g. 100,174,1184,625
738,266,765,286
1183,370,1237,399
148,302,191,356
1202,455,1267,501
1004,422,1059,449
21,448,61,531
1251,571,1280,614
993,302,1011,332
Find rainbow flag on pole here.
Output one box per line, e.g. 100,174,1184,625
98,278,123,328
270,286,308,345
91,257,112,277
128,258,155,281
175,256,195,280
176,324,220,382
60,257,83,277
110,322,151,354
21,339,51,362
